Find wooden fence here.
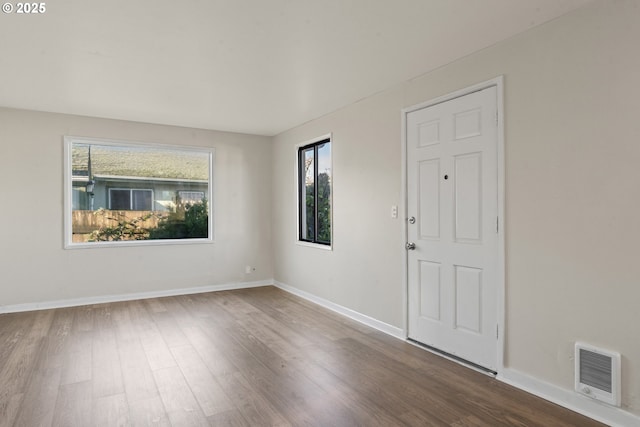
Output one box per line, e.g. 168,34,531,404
72,210,165,242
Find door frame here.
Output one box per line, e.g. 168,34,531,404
401,76,505,373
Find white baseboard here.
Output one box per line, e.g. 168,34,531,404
0,279,272,314
499,368,639,427
273,280,405,339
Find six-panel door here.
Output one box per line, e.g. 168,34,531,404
407,87,498,371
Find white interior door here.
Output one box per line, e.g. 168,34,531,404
406,86,499,371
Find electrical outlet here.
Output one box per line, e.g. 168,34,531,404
245,265,252,274
391,205,398,219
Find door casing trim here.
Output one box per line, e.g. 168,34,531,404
400,76,505,374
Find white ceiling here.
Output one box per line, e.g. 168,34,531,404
0,0,590,136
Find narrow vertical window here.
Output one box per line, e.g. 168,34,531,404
298,137,331,246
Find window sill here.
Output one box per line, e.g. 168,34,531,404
65,237,213,249
296,240,332,251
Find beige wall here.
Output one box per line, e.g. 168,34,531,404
0,108,273,305
272,0,640,416
1,0,638,420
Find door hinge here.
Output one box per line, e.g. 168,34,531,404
496,216,499,233
496,324,499,339
495,110,498,126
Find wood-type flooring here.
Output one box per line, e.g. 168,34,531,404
0,286,606,426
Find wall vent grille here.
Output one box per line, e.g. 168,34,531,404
575,342,621,406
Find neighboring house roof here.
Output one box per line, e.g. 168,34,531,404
72,144,209,181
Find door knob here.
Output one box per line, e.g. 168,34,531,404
408,216,416,224
406,242,416,250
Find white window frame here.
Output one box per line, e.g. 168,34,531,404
63,136,214,249
295,133,333,250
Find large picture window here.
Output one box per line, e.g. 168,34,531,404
64,137,213,248
298,136,331,246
